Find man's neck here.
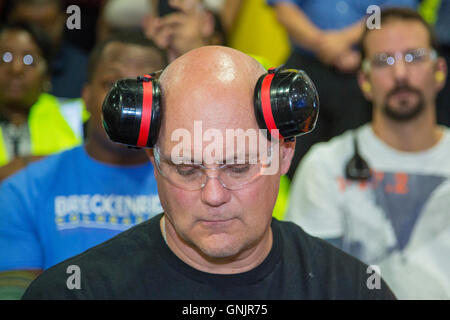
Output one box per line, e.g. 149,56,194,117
372,108,443,152
161,215,273,275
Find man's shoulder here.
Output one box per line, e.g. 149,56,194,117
275,218,362,267
22,215,162,299
273,219,396,299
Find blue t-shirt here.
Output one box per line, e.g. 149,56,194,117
435,0,450,45
0,146,162,271
267,0,419,53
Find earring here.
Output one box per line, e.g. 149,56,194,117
42,80,52,93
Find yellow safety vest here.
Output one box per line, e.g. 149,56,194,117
228,0,291,67
419,0,441,25
0,93,86,166
273,175,290,220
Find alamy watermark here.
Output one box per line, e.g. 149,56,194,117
168,121,281,175
66,5,81,30
367,265,381,290
366,5,381,30
66,264,81,290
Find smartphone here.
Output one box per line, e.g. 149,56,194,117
158,0,180,16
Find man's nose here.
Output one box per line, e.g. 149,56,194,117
392,56,408,81
200,175,231,207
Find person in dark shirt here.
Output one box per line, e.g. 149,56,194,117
22,46,396,300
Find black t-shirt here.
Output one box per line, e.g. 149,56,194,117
22,214,396,299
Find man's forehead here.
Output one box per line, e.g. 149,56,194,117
365,20,430,54
161,82,257,138
159,128,271,163
101,42,163,68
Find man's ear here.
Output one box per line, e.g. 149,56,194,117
357,70,373,101
145,148,155,165
435,56,447,92
81,85,92,114
280,139,296,175
145,149,158,178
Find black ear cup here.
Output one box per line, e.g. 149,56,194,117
102,75,161,148
253,68,319,141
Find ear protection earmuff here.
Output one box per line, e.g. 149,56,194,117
435,70,445,83
101,66,319,148
362,81,372,93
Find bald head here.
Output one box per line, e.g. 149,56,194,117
160,46,266,90
158,46,266,147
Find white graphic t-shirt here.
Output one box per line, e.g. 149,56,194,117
286,124,450,299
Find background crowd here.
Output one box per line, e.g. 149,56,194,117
0,0,449,300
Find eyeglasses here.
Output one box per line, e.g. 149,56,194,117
362,48,437,73
153,146,274,191
0,51,43,68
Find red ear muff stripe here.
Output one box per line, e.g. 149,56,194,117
136,77,153,147
261,73,283,139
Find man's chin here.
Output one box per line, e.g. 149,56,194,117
382,103,424,122
195,235,251,261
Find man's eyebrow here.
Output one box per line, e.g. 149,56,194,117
373,47,422,55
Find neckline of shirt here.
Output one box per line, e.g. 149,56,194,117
359,123,450,161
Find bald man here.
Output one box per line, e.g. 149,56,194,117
22,46,395,300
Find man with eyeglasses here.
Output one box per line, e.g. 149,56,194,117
286,8,450,299
22,46,395,300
